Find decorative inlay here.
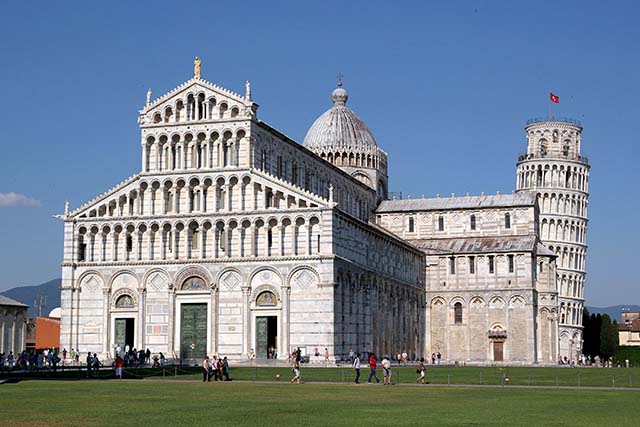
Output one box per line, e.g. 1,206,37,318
221,271,241,290
148,272,168,291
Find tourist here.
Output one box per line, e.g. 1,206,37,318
248,348,256,366
396,352,401,366
324,348,330,366
431,353,436,365
291,358,301,384
86,352,92,378
62,348,67,366
159,352,165,366
353,352,361,383
349,348,355,364
367,353,380,383
402,351,408,366
382,356,392,385
115,354,124,380
145,348,151,364
222,356,230,381
216,357,224,381
0,352,5,371
92,353,101,375
74,351,79,365
202,356,210,382
436,352,441,365
416,357,426,384
69,348,76,365
152,355,160,368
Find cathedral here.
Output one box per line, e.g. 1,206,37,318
59,60,589,365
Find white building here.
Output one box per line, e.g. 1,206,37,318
59,60,589,364
0,295,28,356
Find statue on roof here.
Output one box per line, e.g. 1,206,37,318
194,57,201,79
146,88,152,106
245,80,252,101
64,200,70,215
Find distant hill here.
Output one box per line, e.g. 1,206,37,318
1,278,61,317
586,305,640,322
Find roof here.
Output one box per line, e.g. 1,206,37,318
376,192,536,213
409,235,541,255
0,295,28,308
619,319,640,332
303,85,377,149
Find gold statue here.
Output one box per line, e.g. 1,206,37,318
194,57,201,78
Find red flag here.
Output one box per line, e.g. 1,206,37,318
550,92,560,103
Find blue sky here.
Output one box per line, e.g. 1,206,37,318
0,1,638,306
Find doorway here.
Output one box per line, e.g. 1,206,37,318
114,318,134,351
255,316,277,359
493,341,504,362
180,303,207,360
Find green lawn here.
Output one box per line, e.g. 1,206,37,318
148,365,640,388
0,380,638,426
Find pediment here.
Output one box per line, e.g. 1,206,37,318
139,78,258,125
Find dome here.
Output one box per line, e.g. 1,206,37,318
303,85,377,149
48,307,61,318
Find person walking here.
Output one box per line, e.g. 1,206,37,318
202,356,210,382
324,348,330,367
416,357,426,384
353,353,361,383
291,358,301,384
222,356,230,381
115,354,124,380
367,353,380,383
382,356,392,385
86,352,93,378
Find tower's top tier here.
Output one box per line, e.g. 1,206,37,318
520,117,588,165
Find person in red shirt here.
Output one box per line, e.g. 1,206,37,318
114,355,124,380
367,353,380,383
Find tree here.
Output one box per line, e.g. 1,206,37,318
599,314,619,361
581,308,594,356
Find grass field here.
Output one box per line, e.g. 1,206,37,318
0,380,638,427
143,365,640,388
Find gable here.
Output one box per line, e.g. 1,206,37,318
139,78,258,126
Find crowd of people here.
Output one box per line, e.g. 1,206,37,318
201,355,231,382
0,348,66,372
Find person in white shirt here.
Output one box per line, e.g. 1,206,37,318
202,356,210,382
381,357,392,385
353,353,361,383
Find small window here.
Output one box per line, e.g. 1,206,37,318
470,214,476,230
126,235,133,253
268,229,273,248
438,216,444,231
508,255,514,273
449,257,456,274
488,255,495,274
505,213,511,229
469,256,475,274
408,217,415,233
78,242,86,262
266,191,274,208
454,302,463,324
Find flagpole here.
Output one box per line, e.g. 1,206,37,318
548,88,552,119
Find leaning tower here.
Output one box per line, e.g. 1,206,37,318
516,117,590,361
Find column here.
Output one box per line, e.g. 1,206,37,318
142,144,148,172
278,225,285,256
242,287,251,356
148,230,154,260
281,286,290,359
249,226,256,257
0,310,5,352
212,184,218,212
173,189,180,214
174,228,180,260
102,288,110,356
210,285,218,356
200,186,206,212
167,287,175,357
137,288,146,351
224,185,231,212
9,312,15,353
